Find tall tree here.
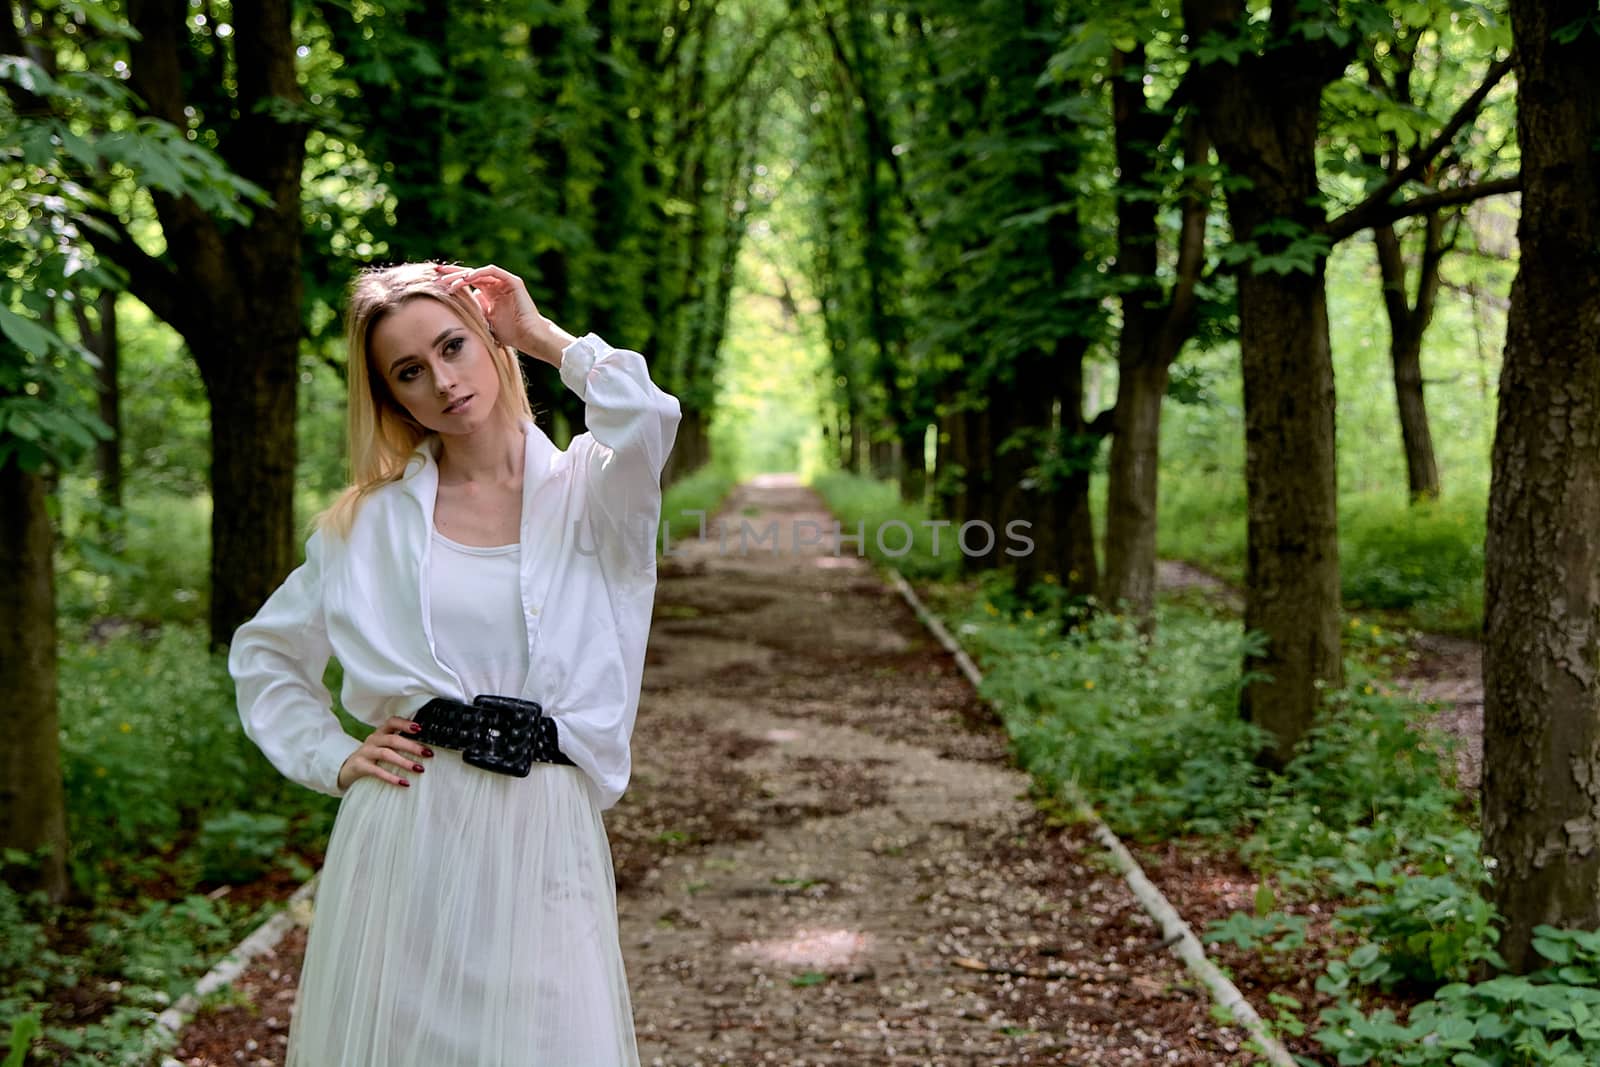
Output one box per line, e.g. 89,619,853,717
1099,30,1215,625
1184,0,1516,762
1,0,246,897
1329,22,1516,503
1482,0,1600,974
1182,0,1350,764
90,0,308,645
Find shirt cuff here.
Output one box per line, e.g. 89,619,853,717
318,732,365,798
557,333,605,401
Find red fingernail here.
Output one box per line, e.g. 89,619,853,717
400,779,410,787
423,748,434,757
410,723,422,732
414,763,424,772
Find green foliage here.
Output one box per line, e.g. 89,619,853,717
0,7,263,471
85,895,238,1002
659,462,740,549
1157,239,1500,636
56,486,211,626
1340,494,1485,628
0,877,275,1067
3,1010,41,1067
1205,910,1311,954
1315,927,1600,1065
952,579,1268,838
193,811,291,884
921,554,1520,1064
55,623,334,896
809,471,964,581
1322,852,1503,991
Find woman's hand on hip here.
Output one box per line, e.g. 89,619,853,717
337,716,434,791
432,263,574,366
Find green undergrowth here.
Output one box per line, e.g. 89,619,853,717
659,459,740,549
956,579,1600,1065
807,471,964,580
1157,475,1487,638
0,622,352,1065
812,469,1600,1066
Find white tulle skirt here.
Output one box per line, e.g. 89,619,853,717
285,747,639,1067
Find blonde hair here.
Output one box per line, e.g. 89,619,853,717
315,262,535,539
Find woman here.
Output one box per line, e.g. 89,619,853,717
228,261,680,1066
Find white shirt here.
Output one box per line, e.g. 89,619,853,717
227,333,682,810
428,531,527,699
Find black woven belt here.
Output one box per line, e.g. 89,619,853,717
409,694,575,778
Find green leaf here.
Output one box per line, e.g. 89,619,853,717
2,1011,41,1067
1348,943,1381,969
0,307,60,356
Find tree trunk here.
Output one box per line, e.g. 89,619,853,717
1053,354,1098,601
869,437,895,481
847,407,864,474
1185,0,1348,765
73,291,122,513
900,423,926,505
0,459,70,901
937,391,968,522
1483,0,1600,974
1102,44,1175,621
203,343,300,642
114,0,307,645
999,353,1053,585
1103,357,1169,618
960,404,1000,572
1236,264,1344,764
1391,325,1441,502
1373,218,1444,501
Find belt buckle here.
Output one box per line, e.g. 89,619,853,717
462,695,540,777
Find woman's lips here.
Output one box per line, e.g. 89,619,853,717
443,394,474,415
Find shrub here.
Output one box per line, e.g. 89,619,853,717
57,623,335,896
193,810,290,884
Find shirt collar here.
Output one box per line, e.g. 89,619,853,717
398,418,559,517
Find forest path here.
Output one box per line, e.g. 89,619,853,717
169,476,1266,1066
610,475,1259,1064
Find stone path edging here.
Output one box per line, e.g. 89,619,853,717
883,567,1298,1067
139,874,321,1067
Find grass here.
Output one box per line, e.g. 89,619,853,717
660,460,739,547
1152,473,1486,637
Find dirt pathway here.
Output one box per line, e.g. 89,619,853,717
171,476,1263,1065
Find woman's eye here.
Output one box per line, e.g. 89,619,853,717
398,366,420,382
444,337,464,356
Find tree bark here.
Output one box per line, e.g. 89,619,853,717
936,386,969,522
1483,0,1600,974
1102,52,1209,625
1184,0,1347,765
1051,351,1097,601
960,403,999,571
0,458,70,901
74,291,122,513
113,0,307,646
900,423,926,505
1373,216,1444,501
1104,357,1170,616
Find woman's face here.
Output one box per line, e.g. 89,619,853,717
368,297,502,436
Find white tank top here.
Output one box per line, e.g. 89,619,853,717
428,529,529,699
